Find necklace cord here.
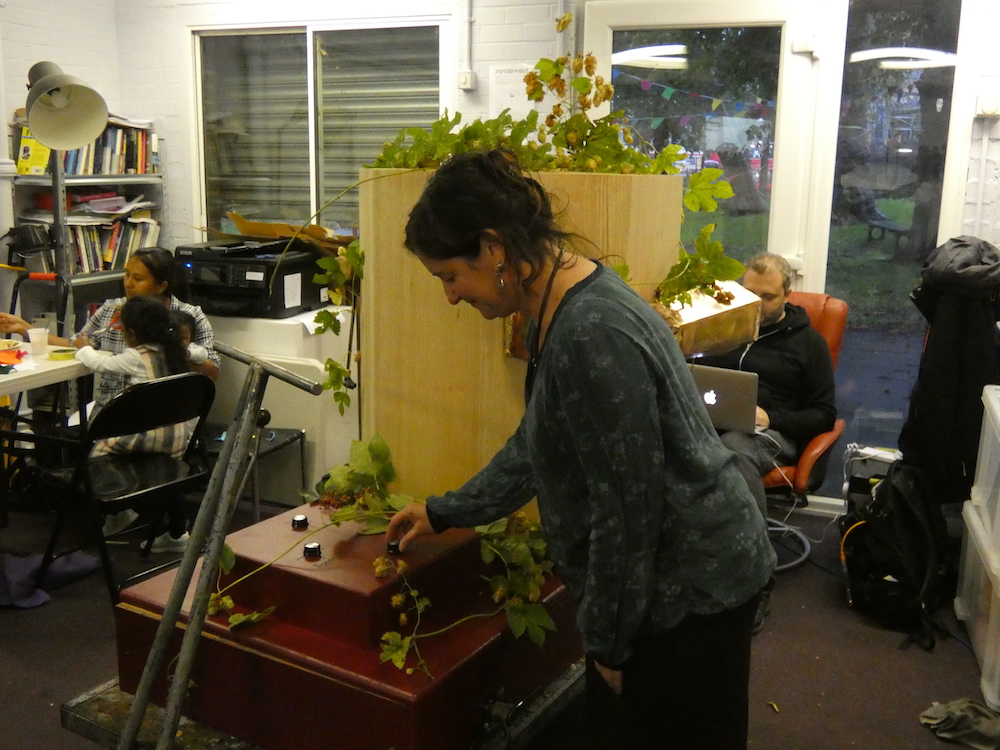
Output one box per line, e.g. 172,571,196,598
529,247,566,365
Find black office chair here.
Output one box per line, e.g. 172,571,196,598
34,372,216,603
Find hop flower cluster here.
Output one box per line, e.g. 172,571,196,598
523,53,615,131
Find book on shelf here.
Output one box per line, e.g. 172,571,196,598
65,215,161,273
15,126,52,175
20,194,155,225
13,113,158,177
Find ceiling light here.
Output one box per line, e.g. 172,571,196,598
848,47,957,70
612,44,688,70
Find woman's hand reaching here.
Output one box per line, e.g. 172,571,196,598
386,501,434,552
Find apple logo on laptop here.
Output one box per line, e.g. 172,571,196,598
703,389,717,406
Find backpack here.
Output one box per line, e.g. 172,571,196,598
838,460,952,650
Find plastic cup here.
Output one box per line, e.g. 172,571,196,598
27,327,48,357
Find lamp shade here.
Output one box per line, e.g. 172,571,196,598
26,61,108,151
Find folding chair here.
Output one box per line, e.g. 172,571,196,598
34,372,216,603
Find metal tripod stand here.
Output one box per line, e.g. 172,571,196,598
116,341,323,750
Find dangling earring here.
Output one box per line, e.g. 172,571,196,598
495,262,506,293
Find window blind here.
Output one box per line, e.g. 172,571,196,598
199,26,439,235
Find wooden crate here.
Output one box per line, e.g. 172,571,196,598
116,505,582,750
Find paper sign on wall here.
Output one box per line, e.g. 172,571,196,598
489,64,538,120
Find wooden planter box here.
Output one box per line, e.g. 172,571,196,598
116,505,581,750
359,169,684,501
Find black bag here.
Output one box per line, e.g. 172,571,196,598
838,460,952,650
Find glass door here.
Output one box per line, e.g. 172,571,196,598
608,25,780,266
821,0,962,462
585,0,849,289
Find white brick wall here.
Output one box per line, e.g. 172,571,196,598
2,0,121,118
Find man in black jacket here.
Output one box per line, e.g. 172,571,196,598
700,253,837,516
699,253,836,632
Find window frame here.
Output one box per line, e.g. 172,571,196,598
584,0,849,291
192,17,452,234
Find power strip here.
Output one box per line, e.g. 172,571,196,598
843,442,900,463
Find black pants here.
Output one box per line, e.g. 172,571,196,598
585,594,759,750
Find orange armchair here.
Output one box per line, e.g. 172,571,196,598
761,291,848,504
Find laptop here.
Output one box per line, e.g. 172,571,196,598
688,364,759,434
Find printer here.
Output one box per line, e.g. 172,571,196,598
177,238,326,319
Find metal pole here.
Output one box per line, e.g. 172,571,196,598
117,344,323,750
115,365,255,750
155,364,268,750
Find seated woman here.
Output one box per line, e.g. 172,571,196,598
0,247,220,415
0,248,220,551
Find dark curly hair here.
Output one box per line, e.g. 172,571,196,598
120,295,188,375
403,149,575,291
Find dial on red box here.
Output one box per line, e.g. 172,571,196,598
115,504,582,750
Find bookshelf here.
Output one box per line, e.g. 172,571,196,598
10,117,163,276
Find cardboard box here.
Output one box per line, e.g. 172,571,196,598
654,280,761,358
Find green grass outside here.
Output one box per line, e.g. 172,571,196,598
678,198,925,334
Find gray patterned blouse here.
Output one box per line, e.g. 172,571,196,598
427,264,776,666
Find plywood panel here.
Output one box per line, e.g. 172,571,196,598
360,167,682,500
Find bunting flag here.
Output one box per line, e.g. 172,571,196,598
651,117,664,128
611,70,776,122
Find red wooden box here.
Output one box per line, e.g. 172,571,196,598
115,505,582,750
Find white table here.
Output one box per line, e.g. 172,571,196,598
0,348,88,525
0,348,88,398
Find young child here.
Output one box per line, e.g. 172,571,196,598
76,295,188,400
75,295,195,551
170,310,210,368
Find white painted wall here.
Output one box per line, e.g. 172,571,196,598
0,0,997,249
957,0,1000,243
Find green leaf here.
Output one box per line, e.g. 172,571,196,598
358,516,390,535
506,605,529,638
379,632,412,669
481,543,497,565
476,519,509,536
313,309,342,336
219,543,236,576
324,464,358,493
228,606,275,630
207,593,234,616
344,239,364,280
534,58,564,82
367,433,397,484
570,76,592,96
387,493,414,512
523,602,556,632
348,439,377,478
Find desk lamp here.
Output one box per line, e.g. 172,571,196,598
25,61,108,277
